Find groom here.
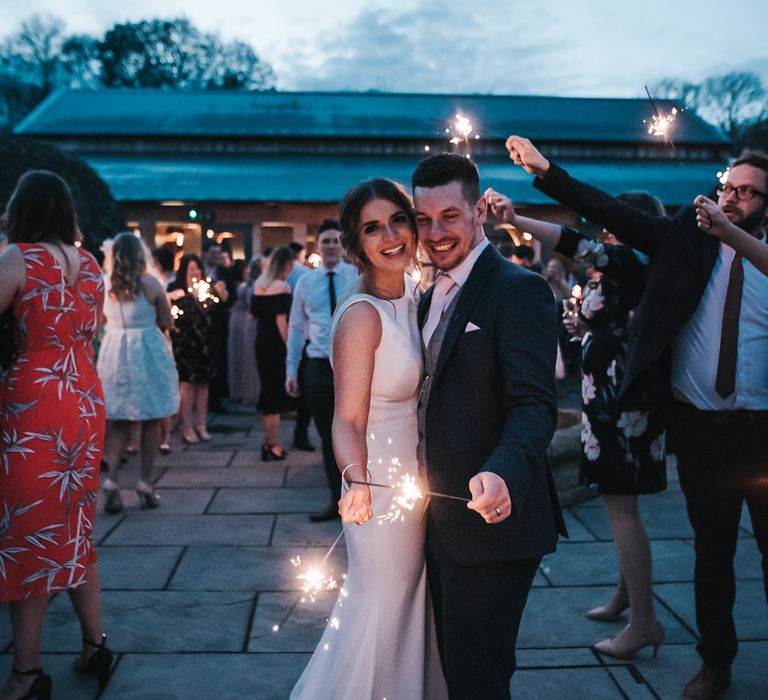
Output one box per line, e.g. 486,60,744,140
413,153,565,699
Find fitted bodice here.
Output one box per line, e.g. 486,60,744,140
332,276,422,430
103,292,157,330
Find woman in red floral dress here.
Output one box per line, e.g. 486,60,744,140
0,172,113,700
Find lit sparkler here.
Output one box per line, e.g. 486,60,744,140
446,112,476,158
643,85,683,165
189,277,220,308
272,528,346,633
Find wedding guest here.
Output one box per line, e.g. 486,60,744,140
98,233,180,513
544,258,571,309
287,241,314,451
167,254,221,444
285,221,358,521
241,257,262,405
506,137,768,700
251,247,295,460
486,186,668,660
227,259,249,402
0,170,113,699
510,243,534,268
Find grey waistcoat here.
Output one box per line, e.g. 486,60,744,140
416,291,462,480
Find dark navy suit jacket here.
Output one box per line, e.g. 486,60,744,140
418,244,565,565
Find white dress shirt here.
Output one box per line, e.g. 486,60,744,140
422,239,490,346
672,237,768,410
286,261,358,376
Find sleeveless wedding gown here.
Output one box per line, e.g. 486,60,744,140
290,278,448,700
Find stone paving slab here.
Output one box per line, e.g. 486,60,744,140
518,586,697,648
155,450,234,468
249,591,337,653
103,514,274,546
42,591,254,653
230,448,321,469
508,667,627,698
560,509,597,541
169,546,347,592
97,487,215,515
271,514,346,546
208,487,331,514
629,641,768,699
541,540,695,586
101,653,310,700
655,581,768,640
98,545,183,590
156,466,286,488
285,463,332,488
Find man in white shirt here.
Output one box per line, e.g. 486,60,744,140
507,136,768,700
285,220,358,521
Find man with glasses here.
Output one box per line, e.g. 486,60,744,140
504,138,768,700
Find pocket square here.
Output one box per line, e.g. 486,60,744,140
464,321,481,333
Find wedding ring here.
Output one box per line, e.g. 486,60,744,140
495,507,501,516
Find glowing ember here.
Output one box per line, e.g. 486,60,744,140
645,107,678,137
189,277,220,308
447,112,476,158
170,305,183,319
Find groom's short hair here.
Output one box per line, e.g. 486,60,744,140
411,153,481,206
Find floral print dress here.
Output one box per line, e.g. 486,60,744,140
557,231,667,495
1,244,105,601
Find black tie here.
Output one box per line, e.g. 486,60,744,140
328,271,337,314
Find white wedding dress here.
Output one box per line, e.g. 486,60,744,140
290,277,448,700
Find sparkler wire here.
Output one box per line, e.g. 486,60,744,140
347,479,470,503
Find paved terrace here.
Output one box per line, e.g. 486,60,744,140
1,407,766,699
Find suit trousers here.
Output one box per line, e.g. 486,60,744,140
674,408,768,670
426,533,540,700
294,344,313,443
303,358,341,500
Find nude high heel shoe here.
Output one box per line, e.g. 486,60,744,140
593,622,664,659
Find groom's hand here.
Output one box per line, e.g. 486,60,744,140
467,472,512,524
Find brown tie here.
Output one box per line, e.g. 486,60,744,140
715,255,744,399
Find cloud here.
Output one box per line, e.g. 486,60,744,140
274,1,582,95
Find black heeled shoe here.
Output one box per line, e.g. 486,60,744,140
11,667,51,700
74,633,114,688
261,444,287,461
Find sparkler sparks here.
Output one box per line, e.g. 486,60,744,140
189,277,220,308
446,112,476,158
644,107,678,138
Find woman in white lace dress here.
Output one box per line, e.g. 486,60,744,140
290,179,447,700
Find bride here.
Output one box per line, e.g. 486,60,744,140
290,178,448,699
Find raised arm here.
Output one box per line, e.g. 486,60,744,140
331,301,381,524
484,187,563,248
695,194,768,276
505,135,672,256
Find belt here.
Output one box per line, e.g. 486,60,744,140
675,401,768,425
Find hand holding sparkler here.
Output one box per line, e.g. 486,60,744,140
694,195,731,239
338,484,372,525
505,136,550,178
484,188,516,226
467,471,512,524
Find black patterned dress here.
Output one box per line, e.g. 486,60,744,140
169,290,218,384
557,229,667,495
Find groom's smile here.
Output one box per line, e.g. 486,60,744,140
413,181,486,272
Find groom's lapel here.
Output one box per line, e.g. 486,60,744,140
432,245,499,383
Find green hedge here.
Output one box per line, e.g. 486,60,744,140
0,136,124,253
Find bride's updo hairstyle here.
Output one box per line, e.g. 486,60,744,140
338,178,417,272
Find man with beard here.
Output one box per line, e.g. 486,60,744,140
506,137,768,700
